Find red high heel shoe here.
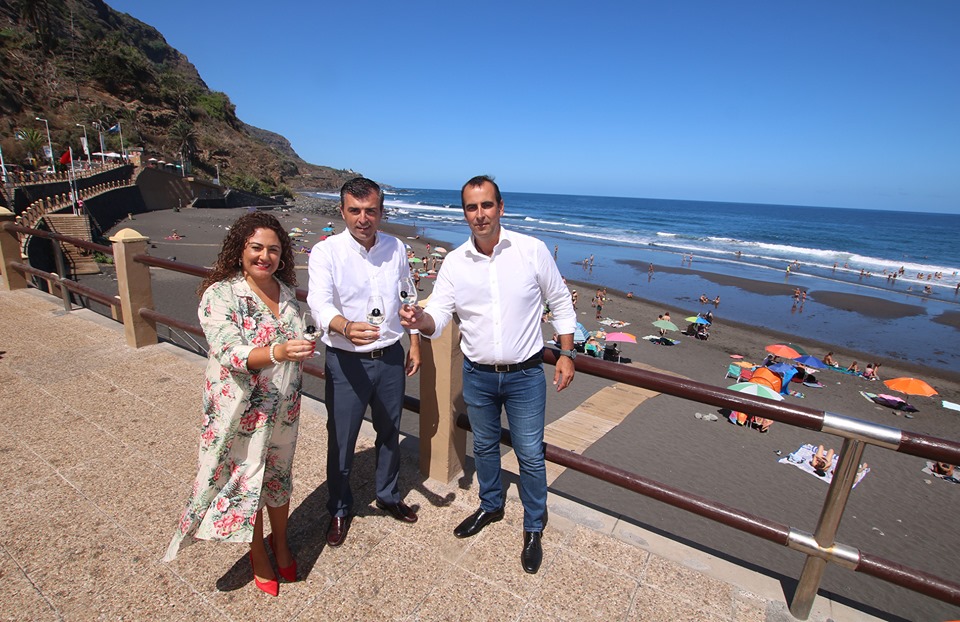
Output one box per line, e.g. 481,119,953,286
267,533,298,582
249,551,279,596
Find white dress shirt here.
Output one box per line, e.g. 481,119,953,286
424,228,576,364
307,230,414,352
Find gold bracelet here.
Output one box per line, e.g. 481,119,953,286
269,343,279,365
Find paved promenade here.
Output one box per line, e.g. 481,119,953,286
0,289,881,621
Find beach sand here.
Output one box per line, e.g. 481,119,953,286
83,204,960,620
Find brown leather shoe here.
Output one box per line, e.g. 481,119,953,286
375,499,419,523
326,516,351,547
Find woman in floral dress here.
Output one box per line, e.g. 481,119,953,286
163,212,316,597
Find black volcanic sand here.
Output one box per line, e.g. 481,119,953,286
86,205,960,621
632,262,928,319
933,310,960,330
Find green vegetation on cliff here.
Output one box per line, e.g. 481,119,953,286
0,0,356,193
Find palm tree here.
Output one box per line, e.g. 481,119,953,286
17,0,54,51
168,119,198,169
17,128,46,166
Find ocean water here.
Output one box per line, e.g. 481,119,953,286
311,189,960,373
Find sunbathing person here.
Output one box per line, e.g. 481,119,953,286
754,417,773,433
847,361,860,374
584,336,602,357
932,462,955,477
822,352,838,366
862,363,876,380
810,445,835,476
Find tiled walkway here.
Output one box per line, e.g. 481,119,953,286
0,289,880,621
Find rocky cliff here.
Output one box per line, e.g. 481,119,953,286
0,0,357,194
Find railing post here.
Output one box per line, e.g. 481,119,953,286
418,322,466,483
110,228,157,348
0,208,28,290
52,242,72,312
790,438,867,619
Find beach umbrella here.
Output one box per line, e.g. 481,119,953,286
605,332,637,343
409,257,423,263
434,247,448,253
767,362,796,375
685,316,710,325
431,252,444,258
794,354,827,369
652,320,679,332
883,377,938,397
765,344,800,359
573,322,589,342
726,382,784,401
786,343,809,356
322,226,335,232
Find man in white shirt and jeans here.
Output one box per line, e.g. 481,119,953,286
400,175,576,574
308,177,421,547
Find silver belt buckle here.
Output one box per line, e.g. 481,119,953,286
494,363,510,372
371,348,384,359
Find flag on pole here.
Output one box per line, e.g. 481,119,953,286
107,123,120,133
59,150,72,165
80,136,89,156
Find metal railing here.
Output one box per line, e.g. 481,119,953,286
2,217,959,618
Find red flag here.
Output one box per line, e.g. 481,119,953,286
59,151,71,165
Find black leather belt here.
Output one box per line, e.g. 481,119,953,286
467,352,543,373
329,342,398,360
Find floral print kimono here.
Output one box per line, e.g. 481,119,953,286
164,275,304,561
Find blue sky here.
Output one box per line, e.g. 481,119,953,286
106,1,960,213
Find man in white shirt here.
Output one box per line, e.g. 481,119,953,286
307,177,421,547
400,175,576,574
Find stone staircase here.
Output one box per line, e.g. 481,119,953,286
41,213,100,275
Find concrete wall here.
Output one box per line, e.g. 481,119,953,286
84,186,147,234
11,165,133,214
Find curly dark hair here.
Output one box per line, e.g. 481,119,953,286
197,211,297,296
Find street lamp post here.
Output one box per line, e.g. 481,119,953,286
35,117,56,174
76,123,91,167
92,122,106,166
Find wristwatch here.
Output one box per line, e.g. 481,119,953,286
558,349,577,360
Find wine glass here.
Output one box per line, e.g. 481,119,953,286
301,307,319,355
398,276,417,308
366,295,385,325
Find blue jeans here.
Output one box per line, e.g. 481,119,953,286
462,360,547,532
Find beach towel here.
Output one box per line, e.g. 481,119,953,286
644,335,678,346
922,462,959,484
859,391,919,412
803,381,824,388
943,400,960,413
598,318,630,328
779,444,870,488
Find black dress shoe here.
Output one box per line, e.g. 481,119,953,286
521,531,543,574
326,515,351,547
453,506,504,538
375,499,419,523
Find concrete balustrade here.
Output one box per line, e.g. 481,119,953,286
109,228,157,348
0,208,27,290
